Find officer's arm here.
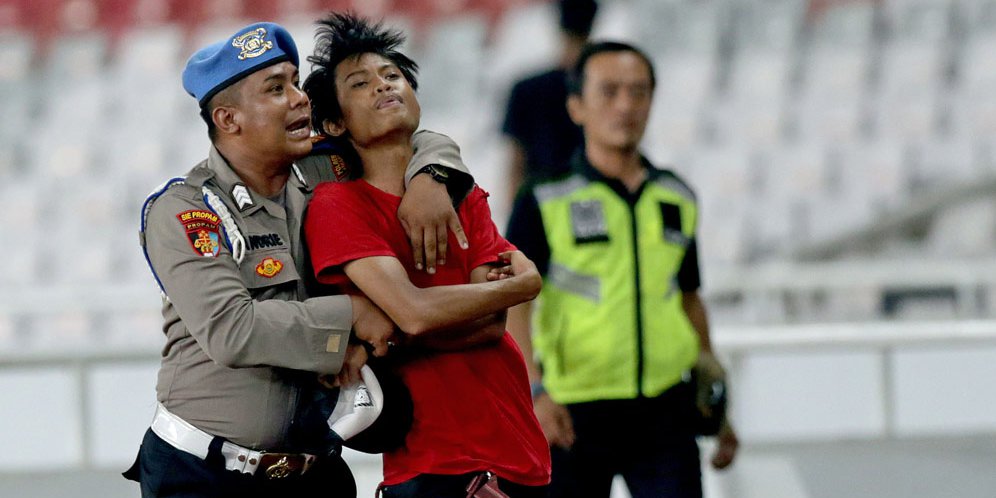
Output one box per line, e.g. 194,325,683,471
145,193,352,375
399,130,473,274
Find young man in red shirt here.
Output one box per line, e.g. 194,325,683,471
302,13,551,498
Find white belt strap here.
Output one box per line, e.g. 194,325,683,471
151,403,303,475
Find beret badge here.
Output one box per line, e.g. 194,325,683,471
233,28,274,60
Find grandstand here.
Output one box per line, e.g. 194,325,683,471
2,0,996,497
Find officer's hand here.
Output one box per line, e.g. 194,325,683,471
398,173,468,274
710,420,739,470
335,343,369,387
696,351,727,417
350,295,397,357
534,393,575,449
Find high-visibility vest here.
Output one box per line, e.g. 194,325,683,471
532,168,700,404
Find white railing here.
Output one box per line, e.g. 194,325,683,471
4,319,996,471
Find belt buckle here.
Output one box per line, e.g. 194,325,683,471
264,455,293,480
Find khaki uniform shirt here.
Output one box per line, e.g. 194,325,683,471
141,131,469,450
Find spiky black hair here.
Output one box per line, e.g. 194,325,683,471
304,12,419,133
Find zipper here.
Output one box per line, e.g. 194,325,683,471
627,196,645,399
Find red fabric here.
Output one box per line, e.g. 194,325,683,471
305,180,551,486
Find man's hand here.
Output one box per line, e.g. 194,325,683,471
350,295,398,357
489,251,542,300
319,343,368,388
711,420,739,470
398,173,468,274
534,393,575,449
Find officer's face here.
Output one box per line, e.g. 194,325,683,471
232,62,313,161
326,53,420,146
568,51,654,152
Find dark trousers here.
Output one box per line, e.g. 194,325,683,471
380,473,548,498
548,382,703,498
123,429,356,498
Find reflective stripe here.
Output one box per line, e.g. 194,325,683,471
548,263,601,303
535,175,588,203
653,175,695,203
664,229,690,247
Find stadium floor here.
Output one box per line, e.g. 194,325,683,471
2,435,993,498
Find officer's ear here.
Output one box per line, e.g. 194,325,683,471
323,118,347,138
566,94,585,127
212,105,240,136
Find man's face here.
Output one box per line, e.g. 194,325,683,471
329,53,420,146
569,51,654,152
232,61,313,160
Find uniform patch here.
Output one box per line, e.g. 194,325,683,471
232,27,273,60
232,183,254,211
177,210,222,257
255,257,284,278
570,200,609,244
330,154,350,181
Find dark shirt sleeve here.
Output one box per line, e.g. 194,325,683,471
504,186,551,277
677,238,701,292
501,79,529,144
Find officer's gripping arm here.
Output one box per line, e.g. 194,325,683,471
145,192,352,375
399,130,474,273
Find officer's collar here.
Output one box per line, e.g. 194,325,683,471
189,145,303,217
570,148,658,197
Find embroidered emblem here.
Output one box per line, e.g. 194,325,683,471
232,183,254,211
330,154,349,181
177,210,222,257
570,200,609,244
232,27,273,61
255,257,284,278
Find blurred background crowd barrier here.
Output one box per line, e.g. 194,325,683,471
2,0,996,497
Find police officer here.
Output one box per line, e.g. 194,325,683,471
505,41,739,498
124,22,473,498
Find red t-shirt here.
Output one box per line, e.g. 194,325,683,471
305,180,551,487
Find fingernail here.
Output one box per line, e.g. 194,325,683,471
461,242,469,249
428,267,436,274
439,259,446,265
416,263,423,270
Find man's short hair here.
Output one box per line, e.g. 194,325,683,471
304,13,419,133
560,0,599,38
567,41,656,96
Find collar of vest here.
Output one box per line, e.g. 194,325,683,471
566,149,696,203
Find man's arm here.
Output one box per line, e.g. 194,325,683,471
404,265,509,351
399,130,474,273
682,289,739,469
341,250,540,338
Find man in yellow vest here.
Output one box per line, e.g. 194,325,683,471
505,41,738,498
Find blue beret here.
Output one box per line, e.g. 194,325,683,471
182,22,300,107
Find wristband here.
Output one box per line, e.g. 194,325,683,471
530,381,546,399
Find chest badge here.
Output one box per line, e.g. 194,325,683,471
255,257,284,278
570,200,610,244
177,210,222,257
